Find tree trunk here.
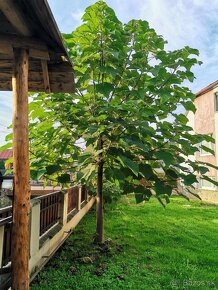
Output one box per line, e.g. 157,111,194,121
11,48,30,290
95,136,104,244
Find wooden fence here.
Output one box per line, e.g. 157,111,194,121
38,192,61,236
0,185,95,288
0,206,12,267
81,186,87,203
68,186,79,214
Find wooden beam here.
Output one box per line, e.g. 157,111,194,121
0,60,13,68
29,48,50,61
0,48,49,61
0,35,48,52
0,80,11,91
0,42,13,56
0,69,74,93
41,60,50,92
0,78,74,93
0,35,51,62
28,0,71,62
11,48,30,290
0,0,32,36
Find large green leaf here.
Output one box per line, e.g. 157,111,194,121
46,164,62,175
155,181,173,196
198,166,209,175
117,155,139,176
135,193,144,204
182,101,196,113
30,169,46,181
0,142,12,151
96,83,114,96
165,168,178,179
57,174,71,183
139,164,154,179
156,151,174,167
183,174,197,186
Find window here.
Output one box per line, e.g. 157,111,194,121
215,92,218,111
200,136,213,156
200,177,216,190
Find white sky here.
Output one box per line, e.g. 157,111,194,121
1,0,218,144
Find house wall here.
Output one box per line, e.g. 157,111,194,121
185,83,218,202
194,91,215,134
194,90,217,182
214,87,218,184
186,110,195,162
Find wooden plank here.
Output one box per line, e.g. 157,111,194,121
0,42,13,56
0,56,74,93
0,68,73,79
28,0,71,62
0,71,12,80
0,53,13,60
48,62,73,72
0,60,13,68
0,9,16,34
0,0,32,36
0,39,50,61
50,80,74,93
41,60,50,92
29,48,50,60
0,78,74,93
0,35,48,52
0,59,72,72
0,68,72,79
11,48,30,290
0,48,50,61
0,80,11,91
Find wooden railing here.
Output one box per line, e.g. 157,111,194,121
0,206,12,219
0,175,13,269
67,186,79,214
36,192,61,236
1,176,13,181
81,185,87,203
0,206,12,267
0,185,94,275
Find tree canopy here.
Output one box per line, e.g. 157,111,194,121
2,0,217,242
26,1,215,202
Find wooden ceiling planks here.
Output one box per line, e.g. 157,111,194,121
0,0,74,93
0,0,32,36
0,61,74,92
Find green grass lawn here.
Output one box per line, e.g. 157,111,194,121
31,196,218,290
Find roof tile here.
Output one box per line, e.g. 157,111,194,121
0,149,13,160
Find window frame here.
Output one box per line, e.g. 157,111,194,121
199,135,213,156
200,177,216,190
215,92,218,112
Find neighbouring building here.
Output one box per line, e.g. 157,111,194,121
0,149,13,170
187,80,218,203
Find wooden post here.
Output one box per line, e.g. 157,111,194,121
95,135,104,244
77,187,82,211
59,191,68,226
11,48,30,290
30,200,40,258
0,225,5,267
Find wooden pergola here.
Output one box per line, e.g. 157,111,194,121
0,1,74,289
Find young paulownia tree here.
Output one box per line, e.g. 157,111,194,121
8,1,216,243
